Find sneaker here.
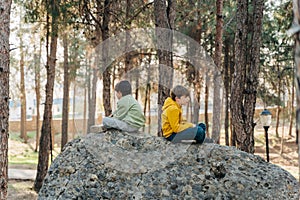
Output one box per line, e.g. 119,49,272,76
90,125,107,133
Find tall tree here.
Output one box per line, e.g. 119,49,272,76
61,28,69,150
0,0,12,198
19,28,27,143
124,0,132,74
81,0,110,131
102,0,112,117
211,0,224,143
230,0,249,151
87,64,98,132
154,0,175,135
230,0,264,153
14,0,28,145
33,38,42,152
291,0,300,182
223,36,234,146
34,0,60,192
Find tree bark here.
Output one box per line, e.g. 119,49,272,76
102,0,112,117
72,83,76,139
205,74,210,136
34,0,59,192
154,0,175,136
0,0,11,198
231,0,248,152
289,77,294,137
275,67,281,138
87,68,97,132
20,32,27,143
212,0,224,144
34,39,42,152
231,0,264,153
291,0,300,182
192,78,201,125
224,38,230,146
83,56,89,135
243,0,264,152
86,57,93,133
124,0,132,74
61,31,69,150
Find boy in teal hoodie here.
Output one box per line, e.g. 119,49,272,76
102,80,145,132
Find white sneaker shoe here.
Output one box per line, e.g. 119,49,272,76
90,125,107,133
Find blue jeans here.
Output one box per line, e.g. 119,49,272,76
166,126,206,144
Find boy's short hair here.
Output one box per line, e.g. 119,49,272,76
170,85,190,100
115,80,132,96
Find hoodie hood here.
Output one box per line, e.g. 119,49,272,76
162,97,180,111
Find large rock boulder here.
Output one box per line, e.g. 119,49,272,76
38,130,299,199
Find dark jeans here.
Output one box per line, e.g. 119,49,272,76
166,126,206,144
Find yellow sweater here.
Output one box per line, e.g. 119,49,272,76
161,97,193,138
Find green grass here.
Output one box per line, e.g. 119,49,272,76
8,152,39,165
9,131,36,141
9,131,39,167
9,131,61,168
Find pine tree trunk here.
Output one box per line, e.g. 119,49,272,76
135,76,139,100
87,68,97,132
192,84,200,124
144,82,151,124
275,73,281,137
72,83,76,139
243,0,264,152
212,0,224,144
0,0,11,198
86,59,92,133
291,0,300,181
61,32,69,150
154,0,175,135
34,0,59,191
224,38,230,146
83,58,88,135
34,38,42,152
20,33,27,143
145,57,152,126
86,1,102,131
231,0,264,153
204,75,210,136
124,0,132,74
230,0,247,152
102,0,112,117
231,0,248,151
289,79,294,136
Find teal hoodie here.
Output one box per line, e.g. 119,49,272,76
112,95,145,128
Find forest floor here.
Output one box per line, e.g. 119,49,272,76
7,127,299,200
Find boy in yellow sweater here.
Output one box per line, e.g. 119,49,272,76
161,85,206,143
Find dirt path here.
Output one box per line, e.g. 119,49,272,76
254,135,299,180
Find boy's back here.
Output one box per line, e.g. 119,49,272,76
113,94,145,129
102,80,145,132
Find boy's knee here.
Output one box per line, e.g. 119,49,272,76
198,123,206,131
102,117,110,127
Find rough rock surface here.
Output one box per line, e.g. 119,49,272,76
38,130,299,199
